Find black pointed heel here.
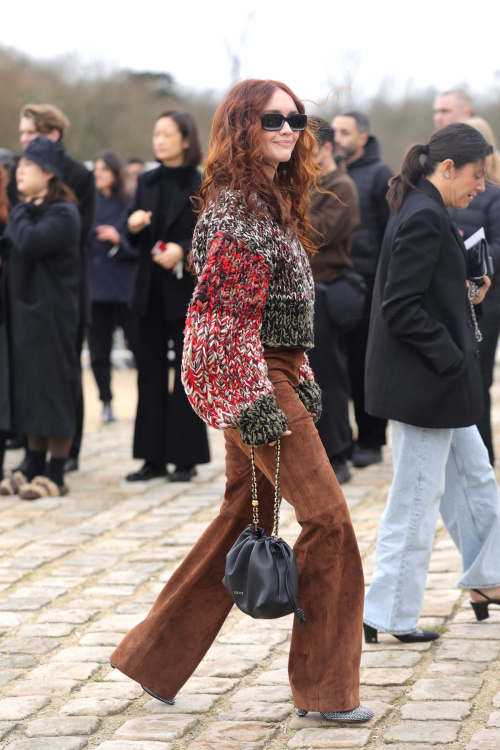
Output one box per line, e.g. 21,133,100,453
470,589,500,621
363,622,439,644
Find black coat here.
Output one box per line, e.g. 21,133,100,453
8,149,96,326
346,136,392,279
365,177,483,429
129,165,201,320
89,192,138,304
0,200,81,436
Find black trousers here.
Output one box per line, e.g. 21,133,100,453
477,284,500,465
88,302,140,403
133,290,210,467
308,286,352,460
69,325,85,461
345,278,387,450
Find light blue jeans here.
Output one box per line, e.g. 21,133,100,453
364,421,500,634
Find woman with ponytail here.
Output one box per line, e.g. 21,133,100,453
363,123,500,644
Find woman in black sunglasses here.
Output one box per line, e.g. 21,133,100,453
110,79,370,724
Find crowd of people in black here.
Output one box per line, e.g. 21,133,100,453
0,89,499,502
1,81,500,719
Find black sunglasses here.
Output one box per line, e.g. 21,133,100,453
261,113,308,131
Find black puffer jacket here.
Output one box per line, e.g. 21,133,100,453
449,185,500,311
346,136,393,278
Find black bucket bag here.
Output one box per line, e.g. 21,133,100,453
222,441,306,626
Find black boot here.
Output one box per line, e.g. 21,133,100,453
330,458,351,485
169,465,197,482
352,446,382,468
126,461,168,482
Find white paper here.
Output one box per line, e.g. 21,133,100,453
464,227,486,250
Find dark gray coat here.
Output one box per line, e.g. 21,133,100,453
0,200,81,436
365,178,483,429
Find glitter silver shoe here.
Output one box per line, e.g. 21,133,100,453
110,661,175,706
142,684,175,705
295,706,374,722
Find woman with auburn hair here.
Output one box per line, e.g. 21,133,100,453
110,79,371,723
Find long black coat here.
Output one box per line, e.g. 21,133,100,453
129,166,201,320
365,177,483,429
0,200,81,436
8,149,96,326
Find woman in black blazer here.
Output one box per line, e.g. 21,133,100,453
126,111,210,483
364,124,500,645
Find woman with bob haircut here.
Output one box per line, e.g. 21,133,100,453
364,123,500,644
0,136,80,498
110,79,371,724
125,110,210,484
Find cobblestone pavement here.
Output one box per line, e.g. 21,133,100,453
1,376,500,749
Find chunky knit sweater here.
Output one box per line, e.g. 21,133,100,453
181,189,322,446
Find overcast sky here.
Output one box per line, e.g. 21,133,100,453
3,0,500,102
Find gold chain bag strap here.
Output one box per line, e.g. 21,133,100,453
222,441,306,626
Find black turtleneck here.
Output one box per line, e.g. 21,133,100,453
155,165,180,239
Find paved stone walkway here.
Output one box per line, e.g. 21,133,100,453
0,376,500,749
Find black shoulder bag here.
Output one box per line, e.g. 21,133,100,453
222,441,306,626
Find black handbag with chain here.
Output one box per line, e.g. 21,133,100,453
222,441,306,626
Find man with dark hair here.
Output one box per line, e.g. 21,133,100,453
433,89,473,130
309,119,360,483
8,103,96,473
332,110,392,467
125,157,145,199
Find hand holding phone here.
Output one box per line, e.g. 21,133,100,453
151,241,184,270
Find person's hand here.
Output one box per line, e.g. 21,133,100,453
468,276,491,305
128,210,152,234
152,242,184,270
96,225,120,244
269,430,292,447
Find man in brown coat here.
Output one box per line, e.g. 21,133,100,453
309,119,360,483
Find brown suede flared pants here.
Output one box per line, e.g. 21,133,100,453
110,348,364,711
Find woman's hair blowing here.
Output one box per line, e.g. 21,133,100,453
198,79,320,255
387,123,494,212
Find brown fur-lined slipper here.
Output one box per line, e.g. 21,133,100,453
0,471,28,496
19,476,69,501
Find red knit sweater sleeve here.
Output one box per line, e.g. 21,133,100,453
182,231,288,446
295,352,323,423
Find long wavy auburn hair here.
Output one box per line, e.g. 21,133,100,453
197,79,320,255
